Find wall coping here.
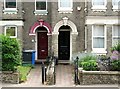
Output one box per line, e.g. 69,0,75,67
78,68,120,75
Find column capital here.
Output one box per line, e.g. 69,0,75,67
52,32,59,35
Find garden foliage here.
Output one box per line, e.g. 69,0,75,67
1,35,22,71
78,53,98,71
110,42,120,71
111,42,120,52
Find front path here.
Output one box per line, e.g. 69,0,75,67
2,64,75,87
56,64,75,86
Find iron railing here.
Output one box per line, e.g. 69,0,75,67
74,56,80,85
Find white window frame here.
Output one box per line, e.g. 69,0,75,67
4,26,17,38
34,0,48,15
4,0,17,11
3,0,18,14
91,0,107,11
92,25,107,54
112,25,120,46
112,0,120,11
58,0,73,13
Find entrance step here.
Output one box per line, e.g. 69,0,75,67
35,59,46,64
58,60,70,64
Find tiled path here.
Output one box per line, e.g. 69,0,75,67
56,64,74,86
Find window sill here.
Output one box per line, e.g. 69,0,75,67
91,49,107,55
34,10,48,15
5,35,17,38
10,36,17,38
3,9,18,14
91,6,107,12
58,8,73,13
112,6,120,11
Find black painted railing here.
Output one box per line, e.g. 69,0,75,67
74,56,80,85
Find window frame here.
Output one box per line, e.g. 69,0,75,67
112,0,120,11
58,0,73,13
91,0,107,11
4,0,17,11
112,25,120,46
92,25,107,54
4,26,17,38
35,0,47,11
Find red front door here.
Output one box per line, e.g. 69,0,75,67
37,32,48,59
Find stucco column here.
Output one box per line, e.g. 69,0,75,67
71,33,78,55
52,32,59,57
106,25,112,56
48,34,52,56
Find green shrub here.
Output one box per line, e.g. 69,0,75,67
111,42,120,52
79,54,98,71
0,35,22,71
110,60,120,71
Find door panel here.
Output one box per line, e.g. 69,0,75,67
58,31,70,60
37,32,48,59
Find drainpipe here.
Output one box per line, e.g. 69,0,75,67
84,0,88,53
85,26,87,53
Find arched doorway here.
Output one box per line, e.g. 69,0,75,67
29,19,52,60
52,17,78,62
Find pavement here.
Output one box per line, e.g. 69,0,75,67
1,64,119,88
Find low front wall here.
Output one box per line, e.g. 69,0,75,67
0,71,19,84
46,59,56,85
46,66,55,85
78,68,120,85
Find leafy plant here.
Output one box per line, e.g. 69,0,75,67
1,35,22,71
98,55,108,61
80,60,98,71
110,59,120,71
110,42,120,71
111,42,120,53
78,54,98,71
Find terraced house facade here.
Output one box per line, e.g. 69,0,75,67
0,0,120,63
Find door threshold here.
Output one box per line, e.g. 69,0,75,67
58,60,70,64
35,59,46,63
